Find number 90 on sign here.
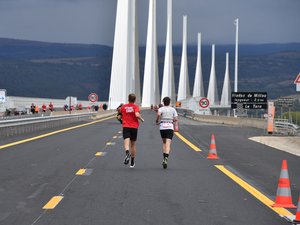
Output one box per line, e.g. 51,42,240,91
88,93,98,103
199,98,210,109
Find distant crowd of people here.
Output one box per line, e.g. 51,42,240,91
29,102,107,114
30,102,54,114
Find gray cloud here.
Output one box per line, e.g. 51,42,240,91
0,0,299,46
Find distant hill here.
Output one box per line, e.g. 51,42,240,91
0,38,299,101
0,38,112,59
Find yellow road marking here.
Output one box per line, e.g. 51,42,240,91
215,165,294,218
174,132,201,152
0,115,115,150
76,169,86,175
106,142,112,145
43,196,63,209
95,152,103,156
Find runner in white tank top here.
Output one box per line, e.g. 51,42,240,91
156,97,178,169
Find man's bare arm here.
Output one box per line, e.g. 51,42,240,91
135,112,144,122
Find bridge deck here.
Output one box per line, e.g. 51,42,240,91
0,110,299,225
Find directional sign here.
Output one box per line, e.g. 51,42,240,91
199,98,210,108
243,103,268,109
88,93,98,103
275,98,294,108
231,92,267,109
0,89,6,103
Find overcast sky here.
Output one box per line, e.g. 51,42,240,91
0,0,299,46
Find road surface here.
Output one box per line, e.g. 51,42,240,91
0,110,299,225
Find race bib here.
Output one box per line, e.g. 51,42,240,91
160,122,173,130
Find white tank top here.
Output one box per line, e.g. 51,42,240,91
158,106,178,130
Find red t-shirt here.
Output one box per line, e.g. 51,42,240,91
121,103,140,128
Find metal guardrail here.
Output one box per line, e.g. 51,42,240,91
0,112,99,138
0,113,51,121
274,119,300,136
0,113,97,127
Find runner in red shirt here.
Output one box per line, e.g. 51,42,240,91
42,104,47,112
120,93,144,168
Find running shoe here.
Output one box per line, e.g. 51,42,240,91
130,161,135,168
162,157,168,169
130,158,135,168
124,153,130,165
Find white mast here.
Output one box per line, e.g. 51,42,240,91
193,33,204,98
177,15,190,102
109,0,140,109
234,18,239,92
207,44,219,105
142,0,160,107
161,0,175,104
221,53,231,106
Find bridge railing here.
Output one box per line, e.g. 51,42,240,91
274,119,300,136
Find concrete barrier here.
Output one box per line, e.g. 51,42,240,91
193,114,265,129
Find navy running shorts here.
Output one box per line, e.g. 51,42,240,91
123,127,138,141
160,129,174,140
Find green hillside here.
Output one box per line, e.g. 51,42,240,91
0,38,299,100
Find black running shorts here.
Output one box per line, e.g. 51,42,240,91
123,127,138,141
160,129,174,140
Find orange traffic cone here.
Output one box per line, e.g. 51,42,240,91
293,196,300,224
207,133,219,160
272,160,296,208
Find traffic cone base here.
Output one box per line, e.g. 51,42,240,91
207,154,219,160
272,203,296,208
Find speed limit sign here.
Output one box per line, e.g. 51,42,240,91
88,93,98,102
199,98,210,108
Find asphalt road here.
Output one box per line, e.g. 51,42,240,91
0,110,299,225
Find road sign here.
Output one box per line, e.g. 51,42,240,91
231,92,267,109
199,98,210,108
88,93,98,103
275,98,294,108
0,89,7,103
243,103,268,109
295,73,300,92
